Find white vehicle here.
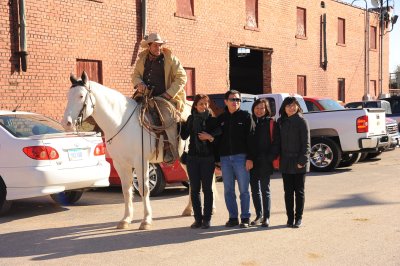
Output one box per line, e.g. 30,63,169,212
239,93,388,172
0,111,110,214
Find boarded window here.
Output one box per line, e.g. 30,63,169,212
370,80,377,97
176,0,194,17
338,18,345,44
184,68,195,97
296,7,306,37
246,0,258,28
370,26,377,49
297,75,307,96
338,78,345,102
76,59,103,84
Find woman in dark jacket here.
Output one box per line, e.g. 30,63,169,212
278,97,310,228
248,99,280,227
180,94,221,229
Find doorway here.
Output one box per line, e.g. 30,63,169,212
229,46,263,94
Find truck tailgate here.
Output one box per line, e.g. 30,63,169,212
366,109,386,136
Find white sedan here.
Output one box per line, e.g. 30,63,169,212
0,111,110,215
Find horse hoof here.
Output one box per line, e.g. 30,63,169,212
116,221,129,229
181,208,193,216
139,222,151,230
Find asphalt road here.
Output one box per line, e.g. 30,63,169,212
1,149,400,265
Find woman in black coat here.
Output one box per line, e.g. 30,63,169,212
180,94,221,229
277,97,310,228
248,99,280,227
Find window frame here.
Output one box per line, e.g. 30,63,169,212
175,0,196,20
296,7,307,39
337,17,346,45
244,0,259,31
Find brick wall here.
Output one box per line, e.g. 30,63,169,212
0,0,139,120
145,0,390,102
0,0,391,120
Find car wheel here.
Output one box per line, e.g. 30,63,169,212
366,151,383,159
50,190,84,205
310,137,342,172
0,180,12,215
338,152,361,168
133,163,165,197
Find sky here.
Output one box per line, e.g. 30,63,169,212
342,0,399,72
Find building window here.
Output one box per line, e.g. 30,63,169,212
76,59,103,84
338,78,345,102
370,26,377,49
297,75,307,96
245,0,258,29
184,67,195,97
175,0,194,18
296,7,306,38
370,80,377,97
337,18,346,45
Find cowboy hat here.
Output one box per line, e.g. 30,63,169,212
140,33,167,48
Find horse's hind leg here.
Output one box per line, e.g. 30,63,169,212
114,162,134,229
136,162,152,230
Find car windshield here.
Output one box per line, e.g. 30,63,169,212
318,99,344,111
0,114,65,137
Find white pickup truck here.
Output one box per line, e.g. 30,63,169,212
238,93,388,172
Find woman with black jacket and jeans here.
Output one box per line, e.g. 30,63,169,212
278,97,310,228
248,99,280,227
180,94,221,229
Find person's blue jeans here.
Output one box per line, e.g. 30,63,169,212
220,154,251,220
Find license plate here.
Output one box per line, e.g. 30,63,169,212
68,149,83,161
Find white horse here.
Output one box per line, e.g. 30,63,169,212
62,71,194,230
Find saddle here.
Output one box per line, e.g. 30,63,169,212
134,89,180,163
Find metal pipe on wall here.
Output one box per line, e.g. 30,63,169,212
142,0,147,38
19,0,28,72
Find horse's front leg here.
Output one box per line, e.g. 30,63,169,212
136,162,152,230
114,162,134,229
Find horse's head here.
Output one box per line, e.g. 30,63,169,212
61,71,96,131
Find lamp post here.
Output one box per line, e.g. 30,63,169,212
352,0,370,100
378,0,385,98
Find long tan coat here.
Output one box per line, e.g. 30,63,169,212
132,47,187,113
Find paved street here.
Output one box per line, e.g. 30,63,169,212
1,149,400,265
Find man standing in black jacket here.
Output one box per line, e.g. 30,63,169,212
218,90,253,228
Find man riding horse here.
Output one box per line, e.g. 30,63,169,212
132,33,187,163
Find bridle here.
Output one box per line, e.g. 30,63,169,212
71,82,95,127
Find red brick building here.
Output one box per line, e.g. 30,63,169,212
0,0,390,120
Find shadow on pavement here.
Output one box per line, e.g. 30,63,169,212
0,221,289,260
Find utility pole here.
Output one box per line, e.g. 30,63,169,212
352,0,370,101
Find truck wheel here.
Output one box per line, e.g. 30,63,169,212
338,152,361,168
310,137,342,172
133,163,165,197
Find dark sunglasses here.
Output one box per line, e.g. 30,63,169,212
228,98,241,103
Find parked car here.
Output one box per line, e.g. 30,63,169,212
106,150,189,196
380,96,400,129
0,111,110,215
303,96,363,167
303,96,345,112
344,100,399,160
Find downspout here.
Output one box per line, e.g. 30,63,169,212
19,0,28,72
142,0,147,37
321,13,328,70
